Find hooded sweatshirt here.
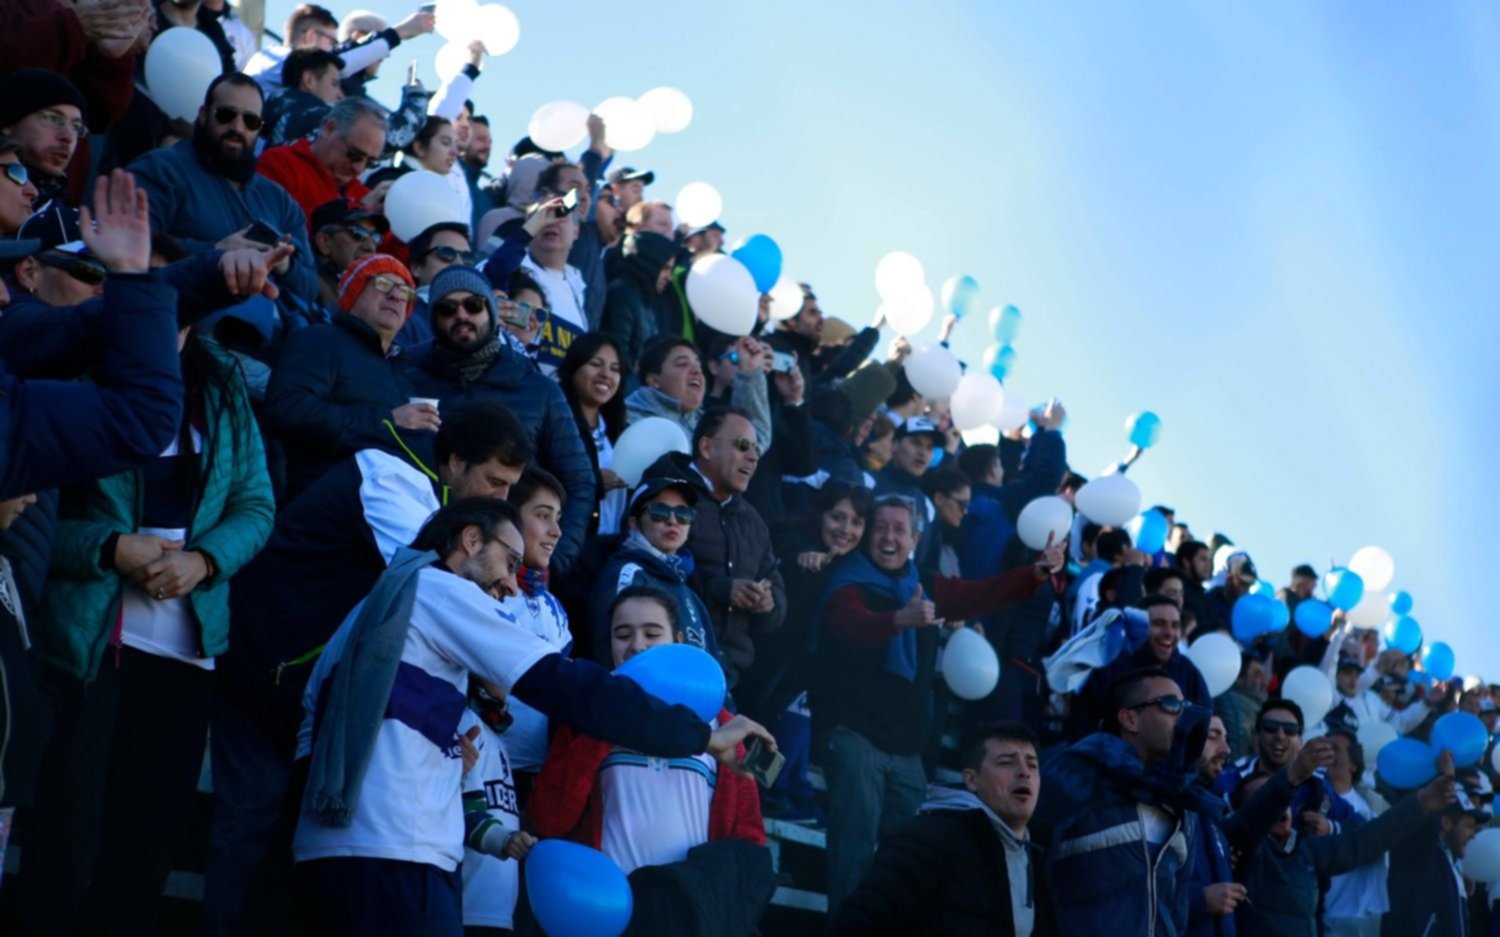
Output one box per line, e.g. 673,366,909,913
924,784,1036,936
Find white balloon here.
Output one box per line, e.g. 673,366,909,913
436,0,481,40
1016,496,1073,551
768,276,805,321
1346,588,1388,629
1213,544,1239,576
1282,666,1334,726
875,251,925,300
1356,720,1397,762
384,170,465,242
527,101,590,152
434,40,471,83
1348,546,1395,592
994,391,1031,433
1073,473,1141,527
902,344,961,399
145,27,223,122
1187,632,1241,698
685,254,759,336
880,283,934,336
594,96,656,152
675,182,723,227
1465,828,1500,884
473,4,520,56
637,86,693,134
950,372,1005,431
960,425,1000,447
612,418,690,488
944,628,1000,701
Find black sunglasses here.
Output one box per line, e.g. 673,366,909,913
1128,695,1186,716
2,163,30,188
330,224,378,243
211,106,263,132
38,252,107,285
1258,719,1302,736
434,295,489,318
423,244,476,265
643,504,696,525
713,436,761,456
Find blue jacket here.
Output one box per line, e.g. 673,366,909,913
1185,769,1305,937
959,428,1067,580
1381,815,1469,937
1071,642,1213,740
1213,757,1365,837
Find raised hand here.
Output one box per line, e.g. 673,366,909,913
80,170,150,274
894,585,942,628
1034,531,1066,578
395,9,436,39
1287,736,1335,785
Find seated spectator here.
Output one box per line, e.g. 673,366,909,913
829,721,1056,937
394,220,473,347
626,335,772,447
0,68,87,207
815,494,1062,910
404,115,470,236
557,332,630,538
261,47,346,148
10,202,106,306
264,253,426,498
1070,594,1211,738
404,264,595,572
517,194,587,374
308,196,386,310
257,97,386,223
601,229,676,366
590,477,719,662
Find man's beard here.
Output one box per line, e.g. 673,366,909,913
440,318,494,355
192,120,259,184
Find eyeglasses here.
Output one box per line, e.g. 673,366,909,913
1258,719,1302,737
345,144,376,168
211,106,264,132
433,295,489,318
38,252,107,285
643,504,696,525
713,436,761,456
1127,695,1186,716
422,244,476,265
2,163,30,188
37,109,88,139
368,274,417,304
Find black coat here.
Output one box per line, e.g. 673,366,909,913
264,315,413,501
829,808,1056,937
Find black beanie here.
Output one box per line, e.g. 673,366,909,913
0,68,88,132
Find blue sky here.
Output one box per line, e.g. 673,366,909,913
273,1,1500,673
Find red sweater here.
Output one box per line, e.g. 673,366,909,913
528,707,766,852
256,138,370,229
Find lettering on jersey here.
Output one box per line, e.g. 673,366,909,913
484,777,520,816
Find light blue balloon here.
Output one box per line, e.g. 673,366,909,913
1322,567,1365,612
982,343,1016,381
614,644,726,722
1383,615,1422,655
1424,641,1456,682
1430,711,1487,768
988,304,1022,343
1293,598,1334,639
941,275,981,319
729,234,782,293
1126,411,1163,449
526,840,633,937
1377,738,1437,789
1128,510,1169,555
1390,590,1414,616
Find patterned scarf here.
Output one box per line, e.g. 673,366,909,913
446,331,504,386
518,564,548,597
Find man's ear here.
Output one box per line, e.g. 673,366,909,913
460,522,483,556
644,372,661,390
313,229,334,256
961,767,980,794
15,257,41,292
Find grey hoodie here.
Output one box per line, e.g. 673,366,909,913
623,370,773,453
922,783,1035,937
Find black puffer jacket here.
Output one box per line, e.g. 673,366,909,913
264,315,414,500
643,451,785,689
403,340,595,574
601,231,677,366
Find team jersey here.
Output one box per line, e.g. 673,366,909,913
461,712,522,928
498,587,573,771
597,728,718,875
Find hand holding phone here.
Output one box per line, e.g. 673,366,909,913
740,737,785,789
244,220,281,247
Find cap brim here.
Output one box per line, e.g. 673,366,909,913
0,238,42,260
346,211,390,234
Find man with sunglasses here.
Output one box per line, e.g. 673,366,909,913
0,68,89,207
394,221,475,347
309,197,387,309
258,97,387,224
8,201,106,306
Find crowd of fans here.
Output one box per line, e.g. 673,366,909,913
0,3,1493,936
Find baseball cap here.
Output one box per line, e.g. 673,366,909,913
1226,551,1258,586
820,317,856,345
1322,702,1359,741
1336,656,1363,673
1480,698,1496,714
0,238,42,262
683,220,725,239
309,198,390,236
894,415,945,443
628,477,699,515
18,201,89,255
606,166,654,188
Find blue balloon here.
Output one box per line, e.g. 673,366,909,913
526,840,633,937
614,643,726,722
1377,738,1438,789
1293,598,1334,639
982,343,1016,381
941,275,981,319
729,234,782,293
1424,641,1456,682
1322,567,1365,612
1128,510,1169,555
1232,593,1281,643
1431,711,1488,768
1126,411,1162,449
1383,615,1422,655
988,304,1022,343
1390,590,1414,615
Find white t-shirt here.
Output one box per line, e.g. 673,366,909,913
461,713,522,929
520,255,587,377
498,588,572,771
293,567,553,871
597,735,717,875
594,426,626,536
1324,787,1389,919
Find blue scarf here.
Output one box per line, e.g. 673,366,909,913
818,549,922,682
625,528,696,579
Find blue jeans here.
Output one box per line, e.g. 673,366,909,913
822,725,926,912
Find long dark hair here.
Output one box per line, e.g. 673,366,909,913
182,333,247,435
808,482,874,550
559,332,629,442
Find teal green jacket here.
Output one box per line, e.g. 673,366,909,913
39,346,274,681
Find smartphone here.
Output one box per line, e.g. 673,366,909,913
740,737,785,789
498,298,533,330
772,351,796,373
244,220,281,246
557,187,579,217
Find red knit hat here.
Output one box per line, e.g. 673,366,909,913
337,253,416,314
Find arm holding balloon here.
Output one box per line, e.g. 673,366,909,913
426,42,482,120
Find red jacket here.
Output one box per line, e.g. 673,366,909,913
528,707,766,851
256,138,370,228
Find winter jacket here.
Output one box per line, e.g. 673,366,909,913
1070,641,1213,740
256,137,371,226
642,453,784,689
527,707,765,850
601,231,676,366
742,388,818,535
403,340,595,574
1215,686,1264,759
262,88,331,148
624,370,773,458
764,325,881,391
1186,769,1305,937
830,786,1057,937
590,533,720,668
264,315,415,500
959,429,1067,579
1235,796,1432,937
129,140,317,303
1381,815,1470,937
38,344,273,680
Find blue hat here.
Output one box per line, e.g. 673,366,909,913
429,264,497,329
18,201,88,255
